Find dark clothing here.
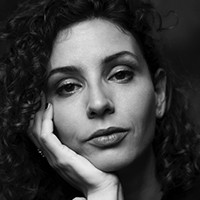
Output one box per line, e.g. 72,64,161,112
162,177,200,200
66,176,200,200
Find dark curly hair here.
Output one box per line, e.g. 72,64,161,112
0,0,199,199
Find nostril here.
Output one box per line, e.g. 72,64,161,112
88,110,96,119
106,106,115,115
87,103,115,119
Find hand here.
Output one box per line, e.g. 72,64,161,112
28,99,124,200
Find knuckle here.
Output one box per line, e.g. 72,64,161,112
56,159,67,169
53,159,71,171
40,134,48,144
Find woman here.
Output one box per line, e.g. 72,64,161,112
0,0,199,199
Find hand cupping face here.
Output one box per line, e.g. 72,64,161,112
46,19,158,174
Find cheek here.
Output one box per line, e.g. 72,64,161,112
119,83,156,139
135,86,156,123
136,90,156,135
133,87,156,146
52,100,84,150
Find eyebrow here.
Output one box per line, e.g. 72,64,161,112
48,65,81,79
103,51,138,64
48,51,138,79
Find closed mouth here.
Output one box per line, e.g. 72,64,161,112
87,127,129,148
88,127,129,140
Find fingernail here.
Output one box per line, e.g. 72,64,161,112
45,103,50,109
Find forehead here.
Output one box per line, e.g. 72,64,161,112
49,19,143,69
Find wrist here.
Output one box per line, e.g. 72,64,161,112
87,179,124,200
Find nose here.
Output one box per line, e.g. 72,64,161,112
86,85,115,119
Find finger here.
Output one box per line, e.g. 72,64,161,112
40,104,97,171
38,103,65,160
39,103,105,183
35,102,75,160
28,111,43,147
40,103,67,154
28,93,46,148
41,103,54,136
32,93,46,137
27,92,44,133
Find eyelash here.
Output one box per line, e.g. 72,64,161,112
55,68,134,97
56,81,82,96
108,69,134,83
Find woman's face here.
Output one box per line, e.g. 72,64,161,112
46,19,160,172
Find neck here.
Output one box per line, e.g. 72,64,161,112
116,146,163,200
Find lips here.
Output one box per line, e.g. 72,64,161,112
87,127,129,148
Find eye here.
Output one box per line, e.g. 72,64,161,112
56,79,82,96
108,68,134,83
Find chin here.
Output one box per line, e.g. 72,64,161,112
89,153,136,172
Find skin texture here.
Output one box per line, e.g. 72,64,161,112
30,18,166,199
47,19,158,172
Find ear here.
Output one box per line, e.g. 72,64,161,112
154,69,167,118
